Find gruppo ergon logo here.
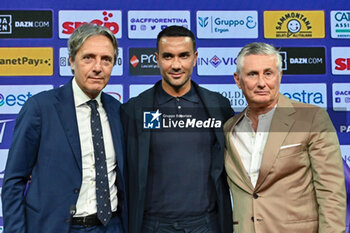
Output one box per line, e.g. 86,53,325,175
198,17,209,27
59,10,122,39
196,11,258,39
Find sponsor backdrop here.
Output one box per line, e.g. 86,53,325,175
0,0,350,231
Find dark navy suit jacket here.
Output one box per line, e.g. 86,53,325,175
121,81,234,233
2,80,127,233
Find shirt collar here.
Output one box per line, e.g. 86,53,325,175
244,104,277,121
72,77,102,107
155,83,199,105
181,86,199,103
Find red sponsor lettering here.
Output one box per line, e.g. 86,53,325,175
104,22,119,34
62,21,119,35
62,22,75,34
335,58,350,71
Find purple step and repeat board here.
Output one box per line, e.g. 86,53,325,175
0,0,349,231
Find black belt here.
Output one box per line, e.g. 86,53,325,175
72,210,120,227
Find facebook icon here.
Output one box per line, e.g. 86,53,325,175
143,110,162,129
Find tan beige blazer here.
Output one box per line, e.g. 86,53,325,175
225,94,346,233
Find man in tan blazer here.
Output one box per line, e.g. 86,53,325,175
225,42,346,233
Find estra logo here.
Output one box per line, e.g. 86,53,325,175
331,47,350,75
59,10,122,39
280,83,327,108
0,85,53,114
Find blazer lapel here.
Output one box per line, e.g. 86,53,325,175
225,109,255,192
196,82,235,186
255,94,295,190
102,93,125,182
135,86,156,192
196,84,223,148
54,80,82,171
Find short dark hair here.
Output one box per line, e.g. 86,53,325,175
156,25,196,52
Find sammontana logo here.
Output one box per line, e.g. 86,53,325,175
264,11,325,39
276,12,312,31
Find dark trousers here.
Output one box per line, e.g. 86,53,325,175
141,212,219,233
70,216,123,233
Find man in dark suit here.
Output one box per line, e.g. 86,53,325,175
2,24,127,233
122,26,234,233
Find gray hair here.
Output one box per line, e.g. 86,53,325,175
236,42,282,76
68,23,118,65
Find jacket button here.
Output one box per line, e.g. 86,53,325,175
74,188,79,194
253,193,259,199
251,216,254,222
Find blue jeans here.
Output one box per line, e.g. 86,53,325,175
142,212,219,233
70,216,123,233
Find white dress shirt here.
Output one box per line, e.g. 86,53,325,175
72,78,118,217
231,106,276,187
